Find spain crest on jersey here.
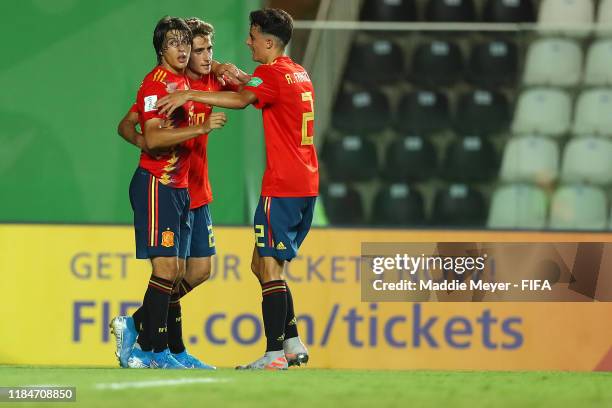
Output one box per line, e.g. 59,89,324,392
161,229,175,247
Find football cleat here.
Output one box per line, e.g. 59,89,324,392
127,346,153,368
236,351,288,370
109,315,138,368
173,350,216,370
283,337,309,367
150,349,187,369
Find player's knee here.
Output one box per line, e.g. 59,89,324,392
262,269,283,282
200,265,211,283
190,265,211,287
260,256,284,283
250,259,262,282
152,258,180,282
188,275,206,288
186,258,212,287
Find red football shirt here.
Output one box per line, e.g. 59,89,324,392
135,66,194,188
243,56,319,197
186,74,235,209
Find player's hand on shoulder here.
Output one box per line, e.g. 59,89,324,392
157,91,189,117
202,112,227,134
213,62,234,85
215,62,250,86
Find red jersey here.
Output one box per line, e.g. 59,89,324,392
243,56,319,197
186,74,233,208
135,66,194,188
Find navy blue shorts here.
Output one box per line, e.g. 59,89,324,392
129,168,191,259
253,196,316,261
187,204,216,258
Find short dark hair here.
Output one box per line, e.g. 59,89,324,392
153,16,192,63
249,8,293,47
185,17,214,41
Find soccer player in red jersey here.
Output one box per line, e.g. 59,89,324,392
117,18,247,369
158,8,318,370
110,16,227,370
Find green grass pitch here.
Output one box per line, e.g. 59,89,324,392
1,366,611,408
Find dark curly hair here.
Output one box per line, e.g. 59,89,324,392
184,17,214,41
249,8,293,47
153,16,192,63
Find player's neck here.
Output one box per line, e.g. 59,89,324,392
186,67,201,81
160,61,184,76
262,51,286,64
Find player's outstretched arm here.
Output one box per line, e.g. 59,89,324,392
117,109,146,150
157,90,257,116
143,113,227,149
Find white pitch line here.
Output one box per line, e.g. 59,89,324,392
24,385,63,388
95,377,228,390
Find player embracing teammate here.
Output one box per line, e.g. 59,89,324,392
112,8,317,371
110,15,238,369
158,8,318,370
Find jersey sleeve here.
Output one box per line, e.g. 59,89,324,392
243,65,278,109
137,80,169,123
129,102,138,113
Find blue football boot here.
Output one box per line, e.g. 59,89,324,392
109,315,138,368
127,346,153,368
173,350,216,370
150,349,187,369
